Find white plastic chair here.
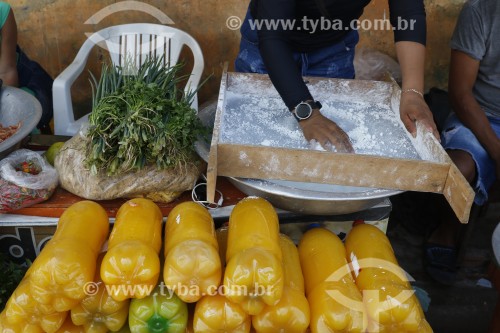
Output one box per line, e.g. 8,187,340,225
52,23,204,136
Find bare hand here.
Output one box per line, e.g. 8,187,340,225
299,110,354,153
400,92,440,140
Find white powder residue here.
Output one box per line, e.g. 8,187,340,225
411,132,435,161
238,151,252,168
227,74,281,98
308,79,392,105
261,139,273,146
308,140,327,151
408,122,448,163
220,91,308,149
220,85,420,160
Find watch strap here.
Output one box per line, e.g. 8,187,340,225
313,100,322,110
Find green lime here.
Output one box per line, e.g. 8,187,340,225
45,142,65,166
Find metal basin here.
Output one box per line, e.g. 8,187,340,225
0,86,42,160
195,100,400,215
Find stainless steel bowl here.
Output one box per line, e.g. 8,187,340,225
195,100,399,215
0,86,42,160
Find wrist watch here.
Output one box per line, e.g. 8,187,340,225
291,100,322,121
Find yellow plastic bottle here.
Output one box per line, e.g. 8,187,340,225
252,234,310,333
191,223,250,333
192,293,251,333
101,198,163,301
3,278,68,333
344,223,433,332
55,316,85,333
298,227,366,333
223,197,284,316
28,200,109,312
71,254,130,333
163,202,222,303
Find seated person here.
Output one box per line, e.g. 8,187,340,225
0,2,54,134
425,0,500,284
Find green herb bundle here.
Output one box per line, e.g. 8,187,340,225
85,57,207,176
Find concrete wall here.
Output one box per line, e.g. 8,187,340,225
11,0,465,109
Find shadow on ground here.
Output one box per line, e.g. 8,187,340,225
388,192,498,333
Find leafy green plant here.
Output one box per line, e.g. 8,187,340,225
85,56,208,176
0,254,29,312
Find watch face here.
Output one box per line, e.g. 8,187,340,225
295,103,312,119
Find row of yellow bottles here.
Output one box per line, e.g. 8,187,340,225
192,198,310,333
0,196,432,333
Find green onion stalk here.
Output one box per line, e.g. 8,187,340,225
85,56,208,176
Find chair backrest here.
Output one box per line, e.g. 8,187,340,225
89,24,201,81
53,23,204,136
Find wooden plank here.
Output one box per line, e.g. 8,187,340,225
206,62,228,203
443,164,475,223
216,144,449,193
410,123,474,223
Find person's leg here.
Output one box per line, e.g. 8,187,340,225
427,149,476,247
442,114,498,205
425,113,498,284
427,150,476,264
302,29,359,79
234,9,268,74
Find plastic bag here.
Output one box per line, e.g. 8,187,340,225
354,47,402,83
55,132,203,202
0,149,58,213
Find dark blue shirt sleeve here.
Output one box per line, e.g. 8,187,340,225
252,0,426,110
389,0,426,45
255,0,313,110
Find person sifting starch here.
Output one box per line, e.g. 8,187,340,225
235,0,439,152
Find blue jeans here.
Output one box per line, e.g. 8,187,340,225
441,113,500,205
235,10,359,79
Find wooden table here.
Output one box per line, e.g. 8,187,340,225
0,177,246,263
0,175,392,265
7,177,247,219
